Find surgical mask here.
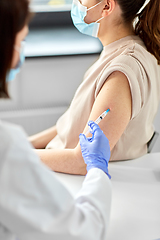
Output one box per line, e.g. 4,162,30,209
71,0,104,38
6,41,25,82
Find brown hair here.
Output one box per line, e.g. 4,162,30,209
116,0,160,65
0,0,32,98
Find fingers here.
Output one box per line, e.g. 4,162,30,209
88,121,99,131
88,121,103,136
79,133,88,144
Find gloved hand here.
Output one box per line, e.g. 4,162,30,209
79,121,111,179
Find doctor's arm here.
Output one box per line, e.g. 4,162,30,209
35,71,132,175
0,124,111,240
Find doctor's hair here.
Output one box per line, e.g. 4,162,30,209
116,0,160,65
0,0,32,98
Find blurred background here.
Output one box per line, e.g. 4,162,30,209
0,0,159,152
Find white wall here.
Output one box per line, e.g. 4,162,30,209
0,54,98,135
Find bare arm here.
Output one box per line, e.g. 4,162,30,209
83,71,132,150
36,71,132,175
29,125,57,149
35,148,87,175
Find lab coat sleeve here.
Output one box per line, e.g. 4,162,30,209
0,123,112,240
51,169,112,240
70,168,112,240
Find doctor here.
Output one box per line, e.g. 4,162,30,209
0,0,112,240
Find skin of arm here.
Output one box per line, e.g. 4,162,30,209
35,71,132,175
29,125,57,149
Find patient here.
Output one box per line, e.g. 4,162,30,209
29,0,160,175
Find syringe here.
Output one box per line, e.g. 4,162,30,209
85,108,110,135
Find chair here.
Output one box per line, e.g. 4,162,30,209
147,131,159,153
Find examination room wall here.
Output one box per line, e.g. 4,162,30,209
0,54,160,153
0,54,97,133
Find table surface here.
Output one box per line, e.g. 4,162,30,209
55,153,160,240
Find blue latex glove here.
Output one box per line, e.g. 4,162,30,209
79,121,111,179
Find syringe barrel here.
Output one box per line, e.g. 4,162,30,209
85,109,110,135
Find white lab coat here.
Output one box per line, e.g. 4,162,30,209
0,121,112,240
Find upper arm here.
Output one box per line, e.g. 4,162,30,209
79,71,132,151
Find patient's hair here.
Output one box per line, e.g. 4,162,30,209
0,0,32,98
117,0,160,65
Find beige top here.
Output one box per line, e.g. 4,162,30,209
47,35,160,160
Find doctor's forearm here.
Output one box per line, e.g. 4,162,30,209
35,148,87,175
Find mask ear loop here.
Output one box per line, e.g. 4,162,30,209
86,1,105,23
96,2,110,23
87,1,103,11
96,16,105,23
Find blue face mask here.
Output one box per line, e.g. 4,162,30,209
6,41,25,82
71,0,104,38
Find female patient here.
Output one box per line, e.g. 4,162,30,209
29,0,160,175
